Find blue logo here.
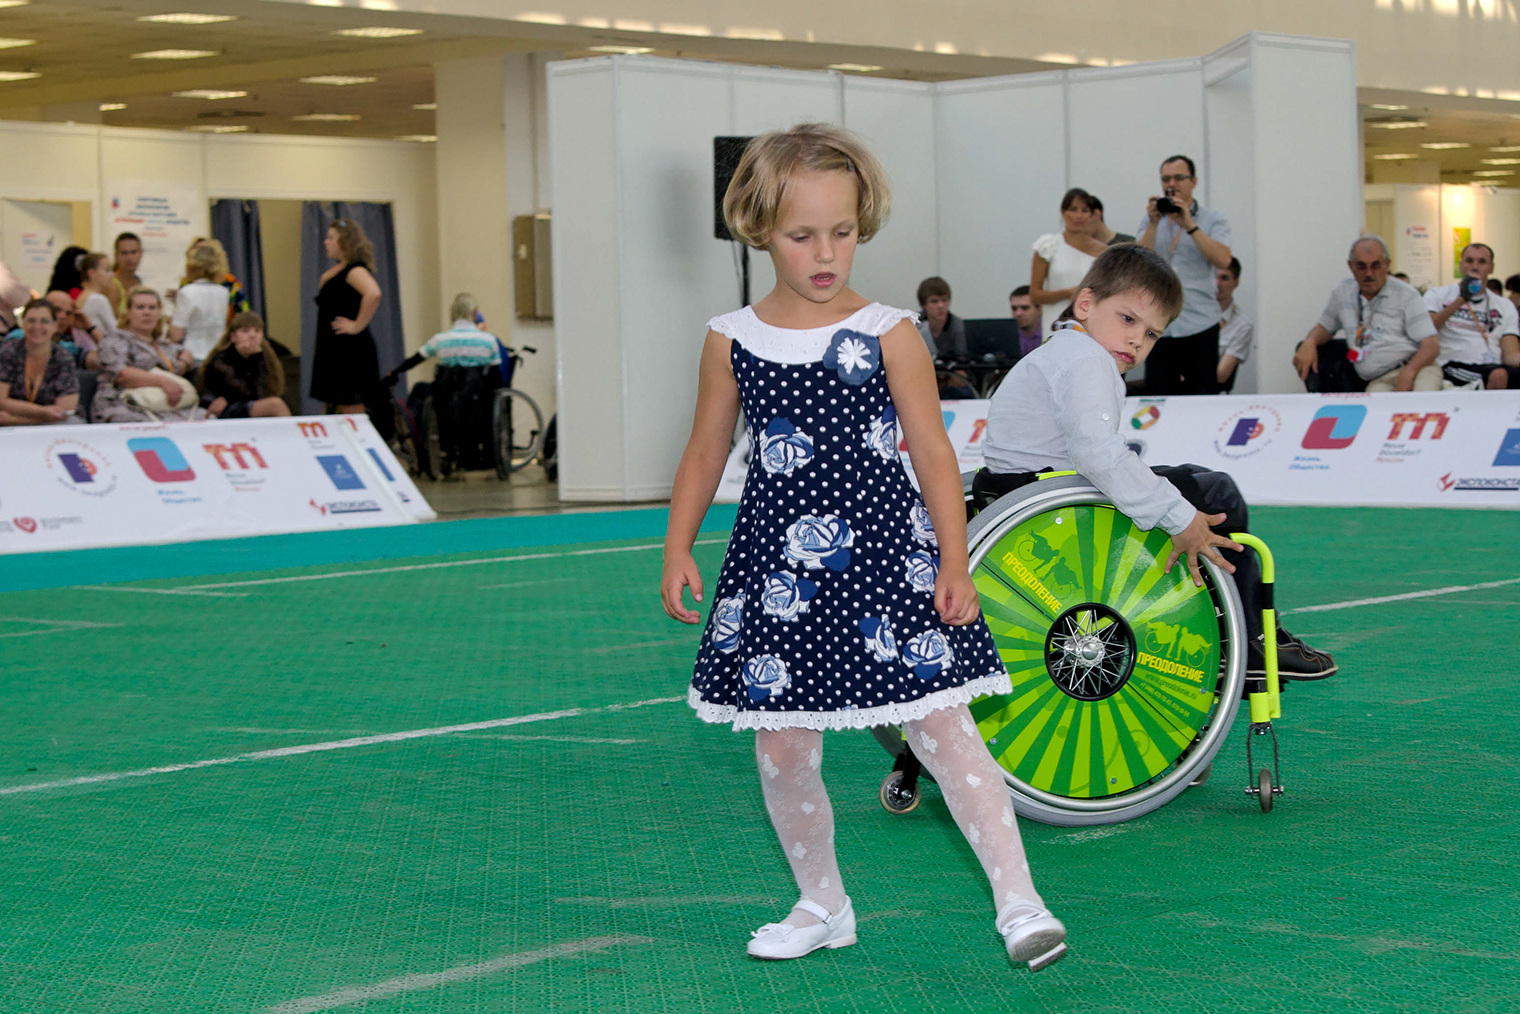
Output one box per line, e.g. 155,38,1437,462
317,455,366,490
1494,428,1520,467
366,447,395,481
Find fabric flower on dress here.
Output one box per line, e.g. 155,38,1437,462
710,594,744,653
858,614,898,662
904,549,939,593
909,501,936,546
760,571,818,622
866,404,899,461
783,513,855,572
758,417,814,477
902,629,956,680
742,654,792,702
822,329,881,386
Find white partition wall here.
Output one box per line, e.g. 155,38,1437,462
550,33,1360,502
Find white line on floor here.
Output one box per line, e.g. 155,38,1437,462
75,585,248,598
1283,575,1520,614
451,734,647,745
0,695,684,797
267,935,655,1014
0,618,125,640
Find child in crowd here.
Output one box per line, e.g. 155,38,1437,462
198,312,290,419
974,245,1335,679
661,124,1067,972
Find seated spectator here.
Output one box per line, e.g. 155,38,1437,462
1215,257,1253,392
1293,235,1440,392
75,253,118,342
199,311,290,418
107,232,143,313
1393,271,1411,283
46,245,88,301
1426,242,1520,390
93,287,197,423
1086,194,1134,246
1505,273,1520,309
385,293,502,378
0,299,80,425
45,290,97,370
1009,285,1043,357
168,242,231,363
1488,277,1504,295
913,276,974,399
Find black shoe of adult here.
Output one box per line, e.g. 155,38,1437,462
1247,626,1338,680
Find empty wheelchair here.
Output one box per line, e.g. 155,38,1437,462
875,472,1287,826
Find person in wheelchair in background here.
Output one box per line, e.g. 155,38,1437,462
383,292,503,473
973,244,1335,681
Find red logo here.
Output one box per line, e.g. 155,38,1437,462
308,497,328,515
1438,473,1456,491
298,421,328,439
13,517,36,533
1389,412,1449,440
202,442,268,470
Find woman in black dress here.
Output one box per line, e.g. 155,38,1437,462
310,219,383,414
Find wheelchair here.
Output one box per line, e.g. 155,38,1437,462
874,472,1287,827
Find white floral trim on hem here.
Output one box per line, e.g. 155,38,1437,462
686,671,1013,732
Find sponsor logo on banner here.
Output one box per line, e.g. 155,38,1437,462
1126,439,1146,457
1440,473,1520,492
1213,405,1280,458
309,497,381,515
1493,428,1520,467
1301,405,1367,450
0,514,82,535
204,441,269,489
13,516,36,533
1378,410,1451,463
317,454,366,491
128,437,195,482
46,438,119,496
297,421,329,440
1131,401,1163,430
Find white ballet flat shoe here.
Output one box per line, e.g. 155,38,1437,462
996,898,1067,971
746,897,858,959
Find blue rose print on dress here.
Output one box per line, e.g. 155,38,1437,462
822,329,881,385
858,614,898,662
866,404,898,461
761,571,818,622
710,594,744,653
902,629,956,679
742,654,791,702
905,549,939,592
910,501,936,545
784,513,855,572
758,417,814,477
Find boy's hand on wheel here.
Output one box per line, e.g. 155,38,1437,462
1165,511,1241,588
661,551,704,624
934,568,982,626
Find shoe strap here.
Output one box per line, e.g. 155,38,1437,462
794,898,832,923
996,898,1049,934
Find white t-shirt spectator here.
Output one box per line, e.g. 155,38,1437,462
170,279,230,361
1219,302,1253,365
1316,276,1437,381
78,291,116,336
1423,283,1519,366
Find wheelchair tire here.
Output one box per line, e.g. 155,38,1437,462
493,388,546,477
1257,768,1274,813
965,475,1247,827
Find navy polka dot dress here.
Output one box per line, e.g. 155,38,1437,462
689,303,1012,731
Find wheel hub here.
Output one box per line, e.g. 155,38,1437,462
1045,603,1136,701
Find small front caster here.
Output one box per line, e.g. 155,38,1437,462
1256,767,1274,812
879,769,920,814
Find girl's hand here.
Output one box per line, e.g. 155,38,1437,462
332,316,360,335
934,567,982,626
661,551,705,624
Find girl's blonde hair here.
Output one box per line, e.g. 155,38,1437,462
184,240,226,283
722,123,891,250
118,285,166,339
328,218,377,270
199,310,284,397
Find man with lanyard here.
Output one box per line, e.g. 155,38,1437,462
1426,242,1520,390
1294,235,1441,392
1136,154,1233,394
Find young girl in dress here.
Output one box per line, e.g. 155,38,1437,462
661,124,1067,971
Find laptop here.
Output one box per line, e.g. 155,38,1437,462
963,318,1023,361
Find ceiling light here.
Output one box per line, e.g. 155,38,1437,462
1420,142,1470,149
1367,103,1409,111
185,124,249,133
0,1,30,7
0,38,35,49
300,75,376,86
99,102,126,111
133,49,218,60
172,89,247,100
138,13,238,24
0,70,40,81
1372,153,1418,160
334,26,423,38
1491,145,1520,152
587,45,653,54
1473,169,1515,176
828,63,884,73
394,134,436,142
1481,158,1520,165
412,102,436,110
293,113,360,121
1366,119,1427,129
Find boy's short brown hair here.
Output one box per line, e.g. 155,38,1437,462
722,123,891,249
916,276,950,307
1075,243,1185,324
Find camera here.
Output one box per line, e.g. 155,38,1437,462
1155,194,1181,215
1459,275,1486,300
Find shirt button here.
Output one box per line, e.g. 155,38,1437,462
1101,413,1110,421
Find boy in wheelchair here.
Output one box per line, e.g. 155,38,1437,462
974,244,1335,680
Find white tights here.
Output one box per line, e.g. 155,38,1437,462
754,703,1042,927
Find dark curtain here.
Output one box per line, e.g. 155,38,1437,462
209,199,266,322
298,201,404,416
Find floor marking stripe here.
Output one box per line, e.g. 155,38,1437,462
267,935,655,1014
0,695,683,797
452,734,647,745
75,585,249,598
0,618,125,640
1284,575,1520,614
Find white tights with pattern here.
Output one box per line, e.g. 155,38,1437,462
754,702,1043,928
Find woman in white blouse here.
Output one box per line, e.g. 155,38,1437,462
1029,188,1109,339
168,241,231,363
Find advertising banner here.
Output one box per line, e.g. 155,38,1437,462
105,179,205,294
0,415,434,555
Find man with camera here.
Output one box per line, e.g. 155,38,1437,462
1136,155,1234,394
1425,242,1520,390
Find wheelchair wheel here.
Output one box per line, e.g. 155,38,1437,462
493,388,546,477
879,770,920,814
965,475,1246,826
390,397,434,480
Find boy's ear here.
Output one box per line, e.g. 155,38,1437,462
1072,287,1095,320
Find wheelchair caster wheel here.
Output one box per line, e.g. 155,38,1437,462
879,770,920,814
1257,768,1274,813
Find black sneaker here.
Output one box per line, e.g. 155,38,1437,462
1247,626,1338,680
